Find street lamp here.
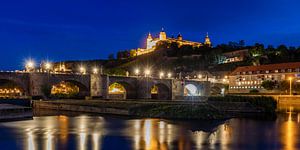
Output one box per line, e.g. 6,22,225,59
198,74,202,79
289,77,293,96
44,62,52,71
25,60,35,72
79,66,86,74
145,69,150,77
93,67,98,74
135,68,140,76
159,72,164,79
167,73,172,78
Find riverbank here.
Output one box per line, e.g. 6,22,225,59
33,96,277,120
0,104,32,121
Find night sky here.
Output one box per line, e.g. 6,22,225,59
0,0,300,70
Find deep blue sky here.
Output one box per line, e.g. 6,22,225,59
1,0,300,70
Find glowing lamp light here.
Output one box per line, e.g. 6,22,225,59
145,69,150,76
93,68,98,74
25,60,35,71
79,66,86,74
135,69,140,75
44,62,52,70
198,74,202,79
167,73,172,78
159,72,164,78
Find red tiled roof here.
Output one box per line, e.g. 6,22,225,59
230,62,300,75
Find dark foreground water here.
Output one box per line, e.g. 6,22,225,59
0,112,299,150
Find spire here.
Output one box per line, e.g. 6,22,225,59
204,32,211,47
159,28,167,40
147,32,152,39
177,32,183,40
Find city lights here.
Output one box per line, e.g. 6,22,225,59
44,62,52,70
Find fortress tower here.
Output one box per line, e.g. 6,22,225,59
204,33,212,47
159,28,167,40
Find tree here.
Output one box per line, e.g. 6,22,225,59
261,80,276,90
108,53,115,60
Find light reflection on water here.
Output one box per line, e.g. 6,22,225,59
0,113,299,150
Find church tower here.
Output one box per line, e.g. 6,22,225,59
204,32,212,47
177,33,183,41
146,32,153,49
159,28,167,40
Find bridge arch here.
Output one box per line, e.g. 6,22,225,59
108,81,136,99
0,79,28,98
50,80,89,98
150,83,171,100
184,83,201,96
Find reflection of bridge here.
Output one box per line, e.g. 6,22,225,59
0,72,210,100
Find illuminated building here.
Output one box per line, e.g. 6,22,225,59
136,28,212,56
228,62,300,93
218,49,249,64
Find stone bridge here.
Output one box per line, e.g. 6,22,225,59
0,72,210,100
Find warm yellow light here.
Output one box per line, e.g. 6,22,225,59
45,62,52,70
198,74,202,79
289,77,293,80
79,66,86,74
167,73,172,78
25,60,35,71
145,69,150,75
135,69,140,75
159,72,164,78
93,68,98,74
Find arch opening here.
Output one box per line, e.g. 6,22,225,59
109,82,135,99
184,84,201,96
51,80,89,98
151,83,171,100
0,79,25,98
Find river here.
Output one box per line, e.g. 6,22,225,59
0,111,299,150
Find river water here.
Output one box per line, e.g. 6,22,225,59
0,111,299,150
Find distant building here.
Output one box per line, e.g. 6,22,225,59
218,49,249,64
228,62,300,93
136,28,212,56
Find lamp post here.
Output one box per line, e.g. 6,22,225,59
289,77,293,96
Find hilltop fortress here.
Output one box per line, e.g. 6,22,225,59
136,29,212,56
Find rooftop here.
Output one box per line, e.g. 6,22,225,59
230,62,300,75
